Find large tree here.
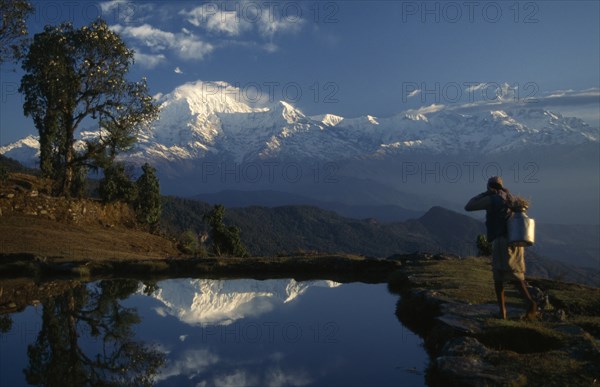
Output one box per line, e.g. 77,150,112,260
19,19,159,195
0,0,34,63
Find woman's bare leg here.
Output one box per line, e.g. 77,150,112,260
495,281,507,319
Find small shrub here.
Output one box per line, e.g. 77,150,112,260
477,234,492,256
204,205,249,257
99,163,137,203
179,230,207,257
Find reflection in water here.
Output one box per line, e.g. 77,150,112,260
23,280,165,386
0,314,12,333
0,278,427,386
151,279,341,325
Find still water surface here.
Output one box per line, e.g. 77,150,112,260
0,278,427,386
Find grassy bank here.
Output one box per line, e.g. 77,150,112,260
0,214,178,262
0,253,400,283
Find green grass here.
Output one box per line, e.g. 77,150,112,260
480,319,567,353
529,278,600,316
393,257,497,304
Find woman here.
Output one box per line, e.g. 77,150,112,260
465,176,537,320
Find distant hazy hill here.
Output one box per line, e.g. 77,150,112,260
194,189,423,222
160,197,598,287
532,224,599,269
0,154,36,174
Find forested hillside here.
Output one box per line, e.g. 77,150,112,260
160,197,597,287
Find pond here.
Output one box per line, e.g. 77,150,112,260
0,278,428,386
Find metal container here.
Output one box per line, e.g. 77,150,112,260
507,211,535,247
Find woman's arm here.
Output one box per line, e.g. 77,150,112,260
465,192,492,211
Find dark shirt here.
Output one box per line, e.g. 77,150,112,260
465,190,512,242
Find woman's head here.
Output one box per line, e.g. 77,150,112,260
487,176,504,191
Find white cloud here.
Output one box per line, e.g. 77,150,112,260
156,349,219,382
208,11,247,35
465,82,489,93
106,2,306,65
113,24,176,51
100,1,154,23
545,88,598,99
463,82,519,102
111,24,214,61
99,0,127,13
182,7,250,36
407,89,421,98
134,51,166,68
263,42,279,53
258,17,304,39
180,1,304,39
213,370,258,387
181,5,249,36
177,37,214,60
174,67,183,74
408,104,446,115
180,5,209,28
265,368,311,387
212,367,311,387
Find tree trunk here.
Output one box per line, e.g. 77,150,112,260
62,127,75,196
40,112,56,178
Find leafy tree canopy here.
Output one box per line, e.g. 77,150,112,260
0,0,34,63
19,19,159,196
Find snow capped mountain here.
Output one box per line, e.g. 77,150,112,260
150,278,341,326
2,80,598,167
0,135,40,168
311,113,345,127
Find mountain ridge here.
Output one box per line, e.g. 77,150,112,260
2,80,598,168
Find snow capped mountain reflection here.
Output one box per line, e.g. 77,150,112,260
150,279,341,326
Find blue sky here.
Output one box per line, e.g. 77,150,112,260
1,0,599,144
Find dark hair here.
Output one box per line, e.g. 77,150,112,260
488,181,503,190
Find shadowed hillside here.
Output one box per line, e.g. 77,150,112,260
161,197,598,287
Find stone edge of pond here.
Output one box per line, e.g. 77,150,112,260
388,255,600,387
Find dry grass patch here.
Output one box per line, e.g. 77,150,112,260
0,215,178,262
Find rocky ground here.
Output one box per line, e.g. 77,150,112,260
388,254,600,386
